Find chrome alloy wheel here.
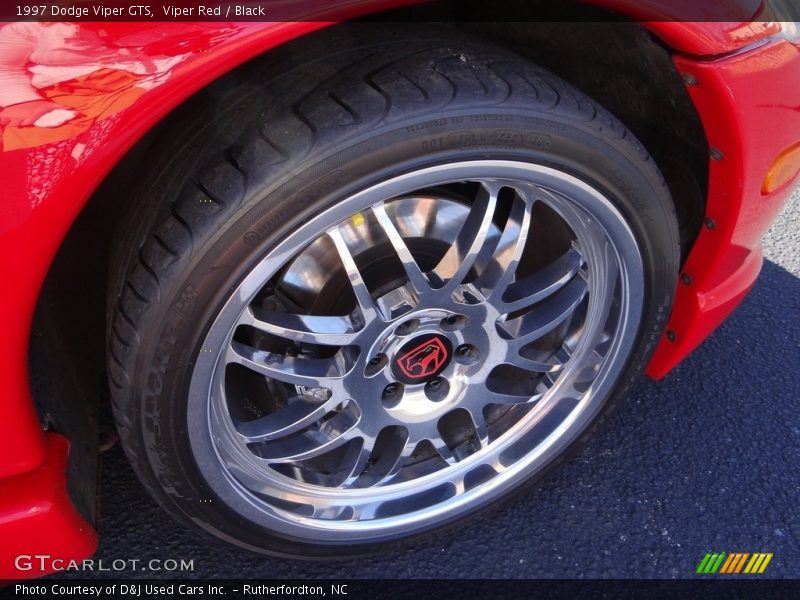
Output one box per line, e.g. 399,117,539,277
188,160,644,542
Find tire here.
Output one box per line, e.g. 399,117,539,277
107,24,678,558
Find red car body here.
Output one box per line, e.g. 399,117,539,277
0,1,798,579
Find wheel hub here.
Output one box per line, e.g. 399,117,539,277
365,304,491,425
391,332,452,384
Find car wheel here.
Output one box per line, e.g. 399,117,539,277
108,25,678,557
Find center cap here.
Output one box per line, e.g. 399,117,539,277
391,333,452,384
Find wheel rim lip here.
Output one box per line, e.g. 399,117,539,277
187,160,644,542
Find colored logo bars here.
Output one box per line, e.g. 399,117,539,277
696,552,773,575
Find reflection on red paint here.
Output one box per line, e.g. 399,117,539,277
0,22,237,150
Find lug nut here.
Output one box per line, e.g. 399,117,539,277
454,344,479,365
382,383,403,405
365,354,387,377
395,319,419,336
424,377,449,402
441,314,467,331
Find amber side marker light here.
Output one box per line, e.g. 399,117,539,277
763,141,800,194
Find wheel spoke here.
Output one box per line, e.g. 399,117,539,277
428,436,458,466
500,247,584,313
512,354,566,374
235,398,336,444
431,182,499,291
371,203,431,295
254,405,360,463
257,430,356,463
227,342,345,386
378,442,417,486
241,307,359,346
327,227,379,320
479,385,543,406
468,411,490,448
476,191,533,296
501,277,588,347
347,427,411,488
339,437,374,487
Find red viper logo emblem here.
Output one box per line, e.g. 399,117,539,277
395,337,449,380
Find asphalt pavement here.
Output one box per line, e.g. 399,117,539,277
61,187,799,579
